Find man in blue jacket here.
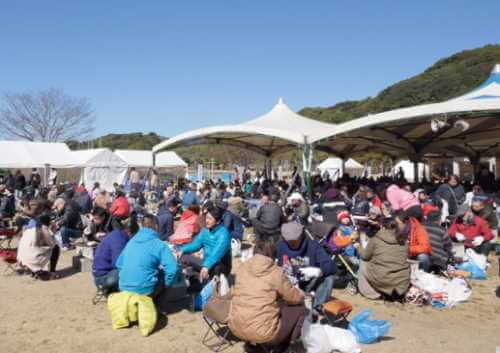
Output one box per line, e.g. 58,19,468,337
157,198,180,241
182,183,200,210
277,222,336,309
179,202,231,283
116,214,178,296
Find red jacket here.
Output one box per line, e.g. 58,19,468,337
409,218,432,257
110,196,130,218
448,215,493,248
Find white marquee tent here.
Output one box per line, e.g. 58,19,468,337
115,149,187,169
71,148,128,192
317,157,363,179
0,141,77,169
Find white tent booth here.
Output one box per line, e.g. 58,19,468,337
317,157,364,180
71,148,128,192
313,64,500,181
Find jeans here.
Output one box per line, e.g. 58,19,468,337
304,275,335,308
416,253,432,273
94,269,119,293
60,227,82,247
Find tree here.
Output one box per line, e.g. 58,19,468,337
0,88,96,142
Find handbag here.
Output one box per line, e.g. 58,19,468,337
202,276,232,324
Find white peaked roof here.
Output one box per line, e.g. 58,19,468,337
0,141,77,169
318,157,363,170
314,64,500,159
153,98,337,156
115,149,186,168
71,148,128,167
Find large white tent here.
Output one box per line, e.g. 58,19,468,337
314,64,500,162
115,149,187,169
71,148,128,191
0,141,77,169
316,157,363,179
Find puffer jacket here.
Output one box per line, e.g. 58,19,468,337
180,224,231,270
229,254,304,343
386,184,419,211
408,218,432,257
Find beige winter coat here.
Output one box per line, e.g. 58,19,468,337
17,225,56,272
228,254,304,343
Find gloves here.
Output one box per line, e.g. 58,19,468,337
472,236,484,247
298,267,322,281
455,233,465,242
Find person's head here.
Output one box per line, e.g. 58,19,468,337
253,239,277,259
281,222,304,250
426,211,441,225
143,214,159,232
53,198,66,213
394,210,409,234
130,167,136,172
448,175,460,187
188,203,200,215
92,206,109,226
190,183,197,192
337,210,351,226
205,203,224,229
32,168,37,173
381,215,406,245
261,193,270,205
471,198,486,214
122,215,140,237
288,192,303,207
417,190,428,203
93,182,100,190
167,198,180,213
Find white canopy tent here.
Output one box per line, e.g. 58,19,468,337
0,141,77,169
393,160,430,183
316,157,363,180
115,149,187,169
71,148,128,192
314,64,500,164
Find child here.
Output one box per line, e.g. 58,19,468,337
330,211,358,260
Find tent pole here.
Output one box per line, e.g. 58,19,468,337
302,139,313,198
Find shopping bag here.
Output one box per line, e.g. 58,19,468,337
348,309,391,344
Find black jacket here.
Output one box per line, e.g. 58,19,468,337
255,202,283,231
423,222,453,271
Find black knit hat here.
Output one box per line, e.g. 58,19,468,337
207,203,224,223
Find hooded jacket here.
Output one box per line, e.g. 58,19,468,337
386,184,419,212
229,254,304,343
277,237,336,276
180,224,231,270
448,215,493,248
360,228,410,296
116,227,178,295
93,229,129,277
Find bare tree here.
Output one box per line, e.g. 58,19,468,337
0,88,96,142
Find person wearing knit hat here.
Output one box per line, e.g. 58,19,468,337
179,202,231,283
276,221,336,309
330,210,359,262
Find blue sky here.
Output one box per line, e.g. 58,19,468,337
1,1,499,139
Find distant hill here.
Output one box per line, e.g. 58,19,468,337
299,44,500,123
74,45,500,165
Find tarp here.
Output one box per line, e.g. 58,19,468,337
115,149,187,168
71,148,128,192
0,141,77,169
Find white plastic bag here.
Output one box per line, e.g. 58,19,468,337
446,278,471,307
240,247,254,263
219,274,230,297
302,316,361,353
465,248,487,270
231,238,242,257
299,267,322,281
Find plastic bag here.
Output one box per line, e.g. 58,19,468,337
456,261,486,280
231,238,241,257
194,279,215,311
348,309,391,344
465,248,487,270
219,274,230,297
302,316,361,353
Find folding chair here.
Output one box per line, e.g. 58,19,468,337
0,228,17,250
202,315,234,352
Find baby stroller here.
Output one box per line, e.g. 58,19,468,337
305,219,358,294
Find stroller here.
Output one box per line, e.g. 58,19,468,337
305,219,358,294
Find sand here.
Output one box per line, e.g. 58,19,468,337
1,251,499,353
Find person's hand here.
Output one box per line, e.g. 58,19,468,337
455,233,465,242
351,231,359,241
472,236,484,247
199,267,209,282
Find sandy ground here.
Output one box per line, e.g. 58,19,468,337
1,249,499,353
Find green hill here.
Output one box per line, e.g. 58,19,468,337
299,44,500,123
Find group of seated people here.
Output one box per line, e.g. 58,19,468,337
5,170,500,351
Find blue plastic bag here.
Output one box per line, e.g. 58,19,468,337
456,261,486,280
194,280,215,311
348,309,391,344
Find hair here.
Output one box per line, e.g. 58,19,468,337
92,206,109,219
253,239,277,259
122,214,139,235
143,214,159,229
188,204,201,214
448,174,460,184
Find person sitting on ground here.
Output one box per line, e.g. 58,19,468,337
223,198,245,241
448,210,493,255
286,192,310,225
116,214,178,296
170,204,201,245
53,197,82,250
382,184,422,220
422,211,453,272
276,222,336,310
157,198,180,241
178,202,231,284
75,189,93,214
396,211,432,272
17,206,60,280
93,216,139,294
0,185,16,220
252,193,283,242
94,190,109,209
110,189,130,220
433,175,466,217
471,196,498,245
358,215,410,300
229,240,305,349
328,210,359,263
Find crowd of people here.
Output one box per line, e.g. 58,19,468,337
1,166,499,351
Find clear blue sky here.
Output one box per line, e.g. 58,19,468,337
1,1,499,139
